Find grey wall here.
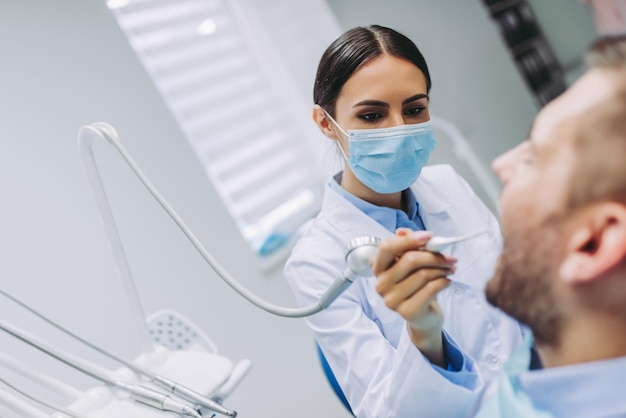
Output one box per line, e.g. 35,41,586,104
325,0,596,212
528,0,599,84
0,1,596,417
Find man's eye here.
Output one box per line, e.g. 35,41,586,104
521,154,536,165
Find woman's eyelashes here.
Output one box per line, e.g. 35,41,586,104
357,106,427,123
403,106,426,117
359,112,384,122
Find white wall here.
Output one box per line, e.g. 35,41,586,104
0,1,596,417
0,1,348,417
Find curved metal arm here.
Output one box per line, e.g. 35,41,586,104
77,122,361,318
77,124,154,352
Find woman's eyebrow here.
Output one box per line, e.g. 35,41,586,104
353,100,388,108
352,93,429,108
402,93,429,105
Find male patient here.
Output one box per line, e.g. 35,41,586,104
373,34,626,417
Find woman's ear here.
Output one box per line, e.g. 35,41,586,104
312,105,340,140
559,203,626,283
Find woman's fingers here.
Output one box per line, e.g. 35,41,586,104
397,277,451,326
375,249,455,293
384,273,451,335
378,266,453,311
373,230,433,273
373,230,457,330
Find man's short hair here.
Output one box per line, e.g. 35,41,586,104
566,34,626,209
586,34,626,68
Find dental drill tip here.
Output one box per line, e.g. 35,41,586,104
181,406,202,418
169,383,237,417
205,401,236,417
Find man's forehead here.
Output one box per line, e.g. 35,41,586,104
531,68,626,144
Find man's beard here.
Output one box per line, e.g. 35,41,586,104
485,221,564,347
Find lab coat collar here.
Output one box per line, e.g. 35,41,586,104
410,168,457,239
410,169,453,215
322,167,456,241
322,180,393,241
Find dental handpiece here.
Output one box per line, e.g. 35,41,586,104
318,230,490,308
0,289,236,417
0,319,202,418
423,229,490,253
318,236,381,309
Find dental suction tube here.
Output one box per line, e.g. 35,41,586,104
78,123,380,318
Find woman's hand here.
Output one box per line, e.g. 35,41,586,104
372,229,457,367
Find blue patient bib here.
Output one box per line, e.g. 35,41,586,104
475,335,553,418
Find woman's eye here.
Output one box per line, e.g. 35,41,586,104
359,113,383,122
404,107,425,117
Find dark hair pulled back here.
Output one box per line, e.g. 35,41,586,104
313,25,431,117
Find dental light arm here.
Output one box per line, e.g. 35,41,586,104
78,123,381,318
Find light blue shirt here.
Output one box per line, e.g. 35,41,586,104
477,334,626,418
519,355,626,417
329,173,426,231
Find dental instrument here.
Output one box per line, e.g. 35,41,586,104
0,319,202,418
77,123,384,318
0,350,83,400
0,386,50,418
424,229,490,253
0,289,235,417
0,375,85,418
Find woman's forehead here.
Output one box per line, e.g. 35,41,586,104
338,55,428,104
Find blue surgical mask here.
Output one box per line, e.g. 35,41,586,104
326,113,436,194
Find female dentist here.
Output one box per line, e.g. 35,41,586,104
284,25,524,417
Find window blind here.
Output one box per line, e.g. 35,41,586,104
108,0,331,266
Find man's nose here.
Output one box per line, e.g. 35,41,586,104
492,151,513,184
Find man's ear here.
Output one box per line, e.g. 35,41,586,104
559,203,626,283
312,105,340,141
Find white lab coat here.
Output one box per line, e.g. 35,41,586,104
284,164,524,418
